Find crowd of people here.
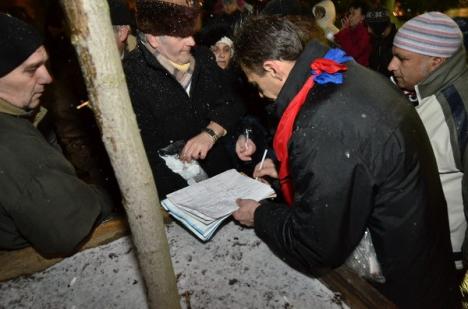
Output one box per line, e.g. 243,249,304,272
0,0,467,307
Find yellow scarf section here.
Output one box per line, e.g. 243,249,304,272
168,60,191,73
0,98,47,127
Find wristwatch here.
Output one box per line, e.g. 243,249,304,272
202,127,220,143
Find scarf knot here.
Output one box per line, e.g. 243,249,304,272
311,48,352,85
273,49,350,205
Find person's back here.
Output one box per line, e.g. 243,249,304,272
232,16,459,308
285,44,457,306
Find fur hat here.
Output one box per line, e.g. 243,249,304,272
0,14,43,77
136,0,200,37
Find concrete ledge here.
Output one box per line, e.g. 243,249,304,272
0,217,394,308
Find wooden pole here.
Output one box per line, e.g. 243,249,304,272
59,1,180,308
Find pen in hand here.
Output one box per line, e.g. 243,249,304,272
255,149,268,180
244,129,251,150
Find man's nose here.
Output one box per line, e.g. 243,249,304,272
185,36,196,47
387,57,398,72
39,66,53,84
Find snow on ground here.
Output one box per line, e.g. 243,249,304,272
0,220,347,309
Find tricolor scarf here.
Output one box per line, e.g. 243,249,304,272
272,49,352,205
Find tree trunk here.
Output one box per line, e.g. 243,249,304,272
59,1,180,308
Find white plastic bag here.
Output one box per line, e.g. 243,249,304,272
345,229,385,283
158,140,208,185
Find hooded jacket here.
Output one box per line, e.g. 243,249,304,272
414,47,468,264
313,0,339,41
254,42,459,308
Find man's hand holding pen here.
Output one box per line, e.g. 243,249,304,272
253,158,278,182
236,129,256,161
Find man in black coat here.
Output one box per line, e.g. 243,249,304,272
232,16,459,308
365,7,397,77
124,0,244,198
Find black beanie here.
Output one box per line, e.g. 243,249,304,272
0,14,43,78
108,0,135,26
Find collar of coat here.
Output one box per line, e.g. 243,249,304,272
415,47,468,101
275,41,329,118
0,97,47,127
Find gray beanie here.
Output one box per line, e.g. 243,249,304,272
393,12,462,58
0,13,43,77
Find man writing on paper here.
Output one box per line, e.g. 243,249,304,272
231,16,459,308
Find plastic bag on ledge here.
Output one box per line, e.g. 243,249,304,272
345,229,385,283
158,140,208,185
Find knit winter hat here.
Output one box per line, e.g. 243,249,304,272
136,0,200,37
215,36,234,55
0,13,43,77
393,11,463,58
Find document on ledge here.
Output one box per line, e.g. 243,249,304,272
161,169,276,241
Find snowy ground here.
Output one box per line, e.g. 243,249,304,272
0,220,347,309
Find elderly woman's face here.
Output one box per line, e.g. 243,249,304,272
211,42,232,69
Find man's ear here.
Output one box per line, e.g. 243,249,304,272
430,56,446,70
146,34,159,49
263,60,283,81
118,26,130,44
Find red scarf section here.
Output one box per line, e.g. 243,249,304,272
272,58,348,205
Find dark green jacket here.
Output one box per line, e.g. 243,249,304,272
0,101,112,256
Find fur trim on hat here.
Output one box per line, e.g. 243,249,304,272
136,0,200,37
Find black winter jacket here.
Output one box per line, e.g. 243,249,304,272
254,42,459,308
369,24,397,77
123,44,244,198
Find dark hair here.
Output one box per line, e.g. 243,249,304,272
233,16,304,75
288,15,328,46
349,1,369,16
